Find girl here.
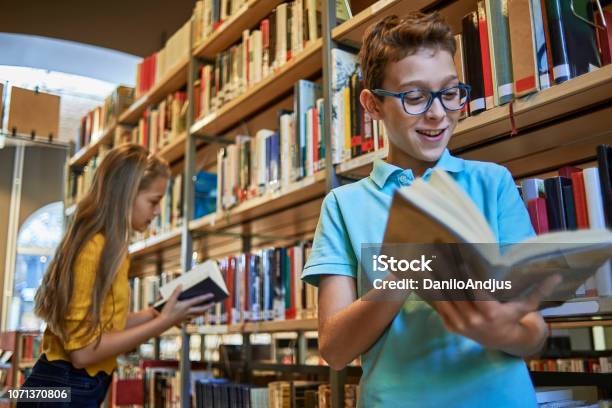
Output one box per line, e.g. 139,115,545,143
20,144,211,407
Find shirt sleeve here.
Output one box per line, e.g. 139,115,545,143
62,236,104,351
301,191,358,287
497,168,536,248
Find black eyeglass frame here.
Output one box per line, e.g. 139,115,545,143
371,83,472,115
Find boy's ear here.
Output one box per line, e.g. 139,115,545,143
360,89,384,120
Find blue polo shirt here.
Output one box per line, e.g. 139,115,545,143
302,149,537,407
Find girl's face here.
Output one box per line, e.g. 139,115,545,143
131,176,168,232
373,47,461,163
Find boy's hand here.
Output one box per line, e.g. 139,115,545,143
429,275,561,356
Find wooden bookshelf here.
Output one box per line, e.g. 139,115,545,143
449,64,612,152
68,120,117,167
157,132,187,164
336,148,388,180
193,0,286,59
186,318,318,335
332,0,439,47
190,39,322,137
189,171,326,233
542,298,612,320
128,228,183,257
119,57,190,125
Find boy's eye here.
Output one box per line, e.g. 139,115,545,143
442,89,460,100
404,90,428,104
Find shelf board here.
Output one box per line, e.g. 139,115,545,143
189,171,326,232
335,148,388,180
157,132,187,164
191,39,322,137
68,120,117,167
450,64,612,152
119,58,190,125
128,228,183,257
542,298,612,320
332,0,439,46
188,318,317,335
193,0,285,59
548,319,612,329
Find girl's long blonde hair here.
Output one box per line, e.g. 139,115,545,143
35,144,170,343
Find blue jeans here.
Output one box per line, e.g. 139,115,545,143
16,354,111,408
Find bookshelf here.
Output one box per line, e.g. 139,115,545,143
190,39,323,137
69,119,119,167
64,0,612,406
193,0,286,58
119,57,190,125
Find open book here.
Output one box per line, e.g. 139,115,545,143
154,260,229,311
380,168,612,303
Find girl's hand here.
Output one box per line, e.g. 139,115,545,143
429,274,561,355
158,285,215,328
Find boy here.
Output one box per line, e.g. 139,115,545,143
302,12,558,407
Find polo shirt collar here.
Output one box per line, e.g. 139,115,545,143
369,148,464,189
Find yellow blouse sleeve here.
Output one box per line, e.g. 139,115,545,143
62,234,105,351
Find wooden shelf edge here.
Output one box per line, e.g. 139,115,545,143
189,171,326,232
336,149,388,176
128,227,183,256
451,64,612,151
68,120,118,167
157,132,187,164
332,0,439,45
187,318,317,335
119,57,190,125
190,39,323,136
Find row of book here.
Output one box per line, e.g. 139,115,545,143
456,0,611,117
129,270,181,313
19,333,41,362
192,0,249,47
195,0,343,121
75,85,134,152
126,91,188,154
215,78,387,212
208,242,317,325
528,357,612,373
195,380,359,408
519,145,612,296
135,21,191,99
65,145,112,207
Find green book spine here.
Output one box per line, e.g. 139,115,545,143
485,0,515,105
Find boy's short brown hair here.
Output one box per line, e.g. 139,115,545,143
359,12,456,92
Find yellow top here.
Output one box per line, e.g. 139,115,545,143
42,233,130,376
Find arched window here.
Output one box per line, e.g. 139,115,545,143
8,202,64,331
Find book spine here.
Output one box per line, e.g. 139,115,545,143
485,0,515,105
462,12,486,115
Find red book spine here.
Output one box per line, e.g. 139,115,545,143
312,109,318,165
286,247,296,319
596,11,612,66
527,197,549,234
225,258,234,325
570,171,590,229
477,2,494,108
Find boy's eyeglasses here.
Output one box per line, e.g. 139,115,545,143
371,83,471,116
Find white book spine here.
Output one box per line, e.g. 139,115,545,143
583,168,612,296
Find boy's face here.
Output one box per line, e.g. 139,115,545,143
370,47,460,163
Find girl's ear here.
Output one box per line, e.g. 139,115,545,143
360,89,384,121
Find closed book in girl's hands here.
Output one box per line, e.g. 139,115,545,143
380,168,612,304
154,260,229,311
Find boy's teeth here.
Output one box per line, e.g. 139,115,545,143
418,129,443,136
